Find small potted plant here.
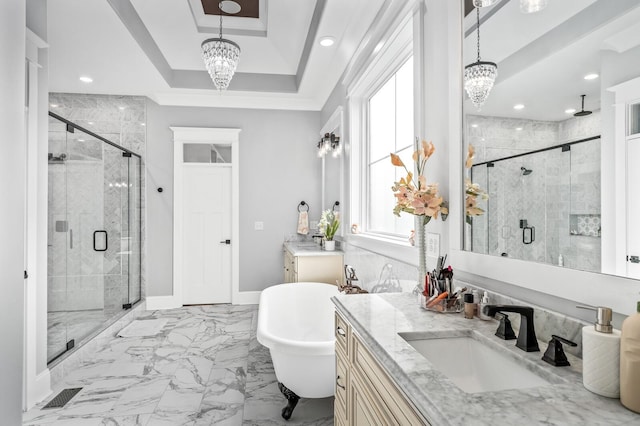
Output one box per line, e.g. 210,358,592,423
319,210,340,251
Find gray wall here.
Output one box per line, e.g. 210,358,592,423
145,101,322,295
1,0,26,421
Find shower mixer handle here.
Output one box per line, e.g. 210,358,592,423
93,230,108,252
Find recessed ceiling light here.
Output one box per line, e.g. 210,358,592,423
516,127,523,131
88,121,94,125
219,0,241,14
584,73,599,80
50,103,58,108
140,123,146,126
565,108,576,114
78,139,85,142
79,76,93,83
513,104,525,110
319,36,335,47
471,124,478,128
118,106,126,110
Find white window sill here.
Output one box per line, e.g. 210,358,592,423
342,233,418,268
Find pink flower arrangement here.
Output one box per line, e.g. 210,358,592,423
390,140,446,223
464,144,488,219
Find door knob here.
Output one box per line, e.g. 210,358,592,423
219,239,231,245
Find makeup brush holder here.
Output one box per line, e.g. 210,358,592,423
418,294,463,313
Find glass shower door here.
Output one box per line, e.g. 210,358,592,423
60,128,111,358
47,112,141,364
47,117,70,362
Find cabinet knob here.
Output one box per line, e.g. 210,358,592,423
336,326,346,336
336,375,346,390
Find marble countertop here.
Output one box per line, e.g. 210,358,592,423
283,241,343,257
332,292,639,426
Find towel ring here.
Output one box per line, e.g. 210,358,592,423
298,201,309,212
333,201,340,212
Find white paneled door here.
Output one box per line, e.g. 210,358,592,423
182,164,232,304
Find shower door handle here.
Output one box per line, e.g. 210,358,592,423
93,230,108,252
69,229,73,249
523,226,535,244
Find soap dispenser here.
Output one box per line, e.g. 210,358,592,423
621,301,640,412
577,305,621,398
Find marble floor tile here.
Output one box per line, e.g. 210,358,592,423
111,376,171,415
203,367,246,405
155,389,204,413
194,402,244,426
24,304,333,425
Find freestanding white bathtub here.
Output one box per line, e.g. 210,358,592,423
257,282,339,419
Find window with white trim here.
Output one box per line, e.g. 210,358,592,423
367,56,414,237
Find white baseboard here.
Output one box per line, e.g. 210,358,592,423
235,291,261,305
24,369,51,410
145,295,181,310
147,292,260,309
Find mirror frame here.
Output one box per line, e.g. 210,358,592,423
447,0,640,316
320,106,345,237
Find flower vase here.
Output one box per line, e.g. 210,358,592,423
325,240,336,251
416,216,429,294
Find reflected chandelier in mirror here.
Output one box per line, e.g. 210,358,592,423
462,0,640,280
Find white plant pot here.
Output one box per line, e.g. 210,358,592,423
324,240,336,251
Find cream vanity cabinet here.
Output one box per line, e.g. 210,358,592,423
335,311,429,426
283,243,343,285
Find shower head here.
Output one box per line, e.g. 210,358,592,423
574,95,592,117
521,167,533,176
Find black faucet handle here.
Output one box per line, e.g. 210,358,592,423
542,335,577,367
494,312,517,341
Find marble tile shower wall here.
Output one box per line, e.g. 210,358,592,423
467,113,601,272
48,94,146,311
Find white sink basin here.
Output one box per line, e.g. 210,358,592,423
399,332,552,393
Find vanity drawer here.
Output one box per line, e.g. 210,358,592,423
335,312,350,356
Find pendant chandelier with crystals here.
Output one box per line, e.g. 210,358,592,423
201,4,241,91
472,0,498,7
464,6,498,110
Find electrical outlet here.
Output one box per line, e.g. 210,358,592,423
310,220,318,230
254,221,264,231
426,233,440,258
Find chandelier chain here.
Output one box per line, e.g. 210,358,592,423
219,2,223,39
476,6,481,62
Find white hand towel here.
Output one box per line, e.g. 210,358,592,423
297,211,309,235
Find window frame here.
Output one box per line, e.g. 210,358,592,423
365,56,415,238
346,4,424,260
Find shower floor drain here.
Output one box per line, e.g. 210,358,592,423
43,387,83,409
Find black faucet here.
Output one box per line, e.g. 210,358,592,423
482,305,540,352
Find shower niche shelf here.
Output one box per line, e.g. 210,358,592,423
569,214,601,238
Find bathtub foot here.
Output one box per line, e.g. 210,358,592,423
278,382,300,420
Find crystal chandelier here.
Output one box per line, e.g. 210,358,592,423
520,0,548,14
472,0,498,7
464,6,498,110
201,3,241,90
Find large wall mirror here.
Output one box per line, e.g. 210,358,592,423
462,0,640,282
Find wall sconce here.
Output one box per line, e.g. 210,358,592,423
317,132,341,158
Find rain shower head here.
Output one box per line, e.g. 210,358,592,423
521,167,533,176
574,94,592,117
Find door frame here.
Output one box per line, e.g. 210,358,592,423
171,127,241,306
